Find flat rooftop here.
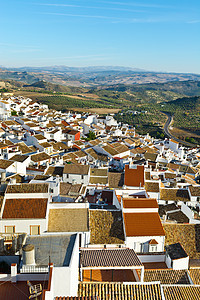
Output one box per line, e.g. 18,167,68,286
0,281,48,300
25,234,76,267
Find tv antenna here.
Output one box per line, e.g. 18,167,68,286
27,281,42,299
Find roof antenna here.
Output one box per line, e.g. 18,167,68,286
27,281,42,299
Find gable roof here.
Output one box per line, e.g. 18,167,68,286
144,269,190,285
2,198,48,219
18,142,36,154
123,213,165,237
9,154,28,163
39,142,52,148
90,168,108,176
160,188,190,202
123,198,158,209
6,183,49,194
31,152,51,162
144,152,158,162
34,134,46,140
80,249,142,268
63,164,89,175
102,144,119,156
0,159,14,169
189,185,200,197
110,142,129,154
48,208,89,232
165,242,188,260
163,286,200,300
60,182,82,195
79,283,163,300
108,172,124,188
145,181,160,193
124,165,144,187
45,166,64,177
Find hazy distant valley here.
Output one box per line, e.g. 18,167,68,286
1,66,200,145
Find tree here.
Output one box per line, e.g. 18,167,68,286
87,131,96,140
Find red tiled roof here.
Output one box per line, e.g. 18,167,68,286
123,198,158,209
123,213,165,237
3,198,48,219
124,165,144,187
80,249,143,267
149,239,158,245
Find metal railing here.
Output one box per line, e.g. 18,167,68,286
20,265,49,273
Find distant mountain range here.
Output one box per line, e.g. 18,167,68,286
0,66,200,87
1,65,147,73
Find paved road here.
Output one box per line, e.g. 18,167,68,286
163,112,194,147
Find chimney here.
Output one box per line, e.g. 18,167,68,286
0,238,5,253
12,236,18,253
22,244,35,265
11,263,17,283
1,172,6,182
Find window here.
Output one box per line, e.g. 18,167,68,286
138,243,143,253
30,225,40,235
150,245,157,252
81,175,84,180
133,242,137,250
5,226,15,234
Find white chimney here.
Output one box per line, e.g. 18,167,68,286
22,244,35,265
11,263,17,283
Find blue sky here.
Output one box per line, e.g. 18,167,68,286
1,0,200,73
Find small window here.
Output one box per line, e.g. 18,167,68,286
150,245,157,252
30,225,40,235
5,226,15,234
81,175,84,180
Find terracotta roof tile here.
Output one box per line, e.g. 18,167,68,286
123,198,158,209
90,210,124,244
34,134,46,140
63,164,89,175
189,268,200,284
145,181,160,193
123,213,165,237
78,283,163,300
2,198,48,219
6,183,49,194
45,166,64,177
0,159,14,169
108,172,124,188
160,188,190,202
80,249,142,267
18,142,36,154
189,185,200,197
163,286,200,300
31,152,51,162
9,154,28,163
48,208,89,232
145,269,190,284
124,165,144,187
